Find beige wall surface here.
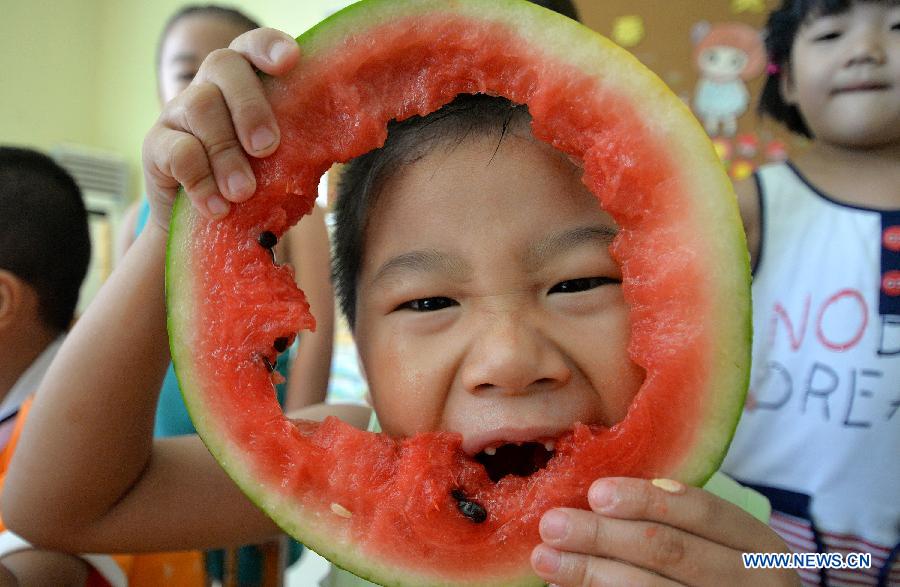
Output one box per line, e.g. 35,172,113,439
1,0,104,151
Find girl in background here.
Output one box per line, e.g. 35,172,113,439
121,4,335,419
721,1,900,584
118,6,328,584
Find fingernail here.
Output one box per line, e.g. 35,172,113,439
588,479,617,512
652,478,686,494
227,171,253,198
532,545,561,574
540,510,568,541
268,40,293,63
206,195,230,217
251,126,277,153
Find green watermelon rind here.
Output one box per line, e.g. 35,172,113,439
167,1,751,585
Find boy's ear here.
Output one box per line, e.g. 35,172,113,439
0,270,29,331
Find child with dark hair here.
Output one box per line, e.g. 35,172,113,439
153,5,262,106
0,146,128,585
5,20,800,587
120,2,335,422
0,145,89,450
719,0,900,584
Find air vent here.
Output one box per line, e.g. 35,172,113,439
51,144,128,201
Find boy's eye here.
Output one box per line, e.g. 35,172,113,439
396,297,458,312
178,72,197,82
549,276,619,294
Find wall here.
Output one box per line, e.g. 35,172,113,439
0,0,104,151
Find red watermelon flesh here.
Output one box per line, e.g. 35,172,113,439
166,1,751,585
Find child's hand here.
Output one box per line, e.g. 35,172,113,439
142,27,300,231
531,477,800,586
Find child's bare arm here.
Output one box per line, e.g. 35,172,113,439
282,204,336,412
735,177,761,269
114,200,141,262
531,477,799,586
1,550,89,586
3,28,312,553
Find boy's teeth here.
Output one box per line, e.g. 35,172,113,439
481,441,555,456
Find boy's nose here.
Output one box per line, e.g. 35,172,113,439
459,311,571,396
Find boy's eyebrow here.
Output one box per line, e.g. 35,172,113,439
370,249,471,285
524,225,618,272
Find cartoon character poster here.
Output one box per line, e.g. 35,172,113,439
691,22,765,136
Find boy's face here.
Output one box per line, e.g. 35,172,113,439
353,128,644,460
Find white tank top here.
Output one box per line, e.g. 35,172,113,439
721,162,900,586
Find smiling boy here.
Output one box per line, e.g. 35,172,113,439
342,97,643,451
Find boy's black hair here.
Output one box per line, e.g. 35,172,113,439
156,5,261,71
331,0,580,327
333,95,530,328
528,0,581,21
0,147,91,332
759,0,893,136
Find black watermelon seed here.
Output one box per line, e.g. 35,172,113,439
261,356,276,372
451,489,487,524
257,231,277,249
273,337,290,353
458,499,487,524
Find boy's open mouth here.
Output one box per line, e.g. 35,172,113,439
475,440,556,482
